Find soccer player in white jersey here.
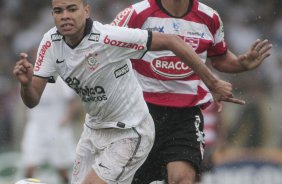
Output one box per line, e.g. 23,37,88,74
13,0,247,184
21,77,78,184
112,0,272,183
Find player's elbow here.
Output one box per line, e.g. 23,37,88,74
22,98,40,108
24,101,39,109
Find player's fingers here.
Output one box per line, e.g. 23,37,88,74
13,65,27,75
258,43,272,55
20,52,28,59
17,58,33,69
221,97,246,105
215,101,223,112
255,39,269,52
260,53,271,61
251,39,261,51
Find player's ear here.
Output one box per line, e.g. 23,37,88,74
84,4,91,18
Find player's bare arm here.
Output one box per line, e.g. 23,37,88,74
150,32,245,105
210,39,272,73
13,53,48,108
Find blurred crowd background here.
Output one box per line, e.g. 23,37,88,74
0,0,282,184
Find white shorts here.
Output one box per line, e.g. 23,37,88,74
21,122,76,168
71,114,155,184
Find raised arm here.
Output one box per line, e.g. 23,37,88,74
13,53,48,108
150,32,245,105
210,39,272,73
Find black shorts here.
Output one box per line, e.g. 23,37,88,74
132,103,205,184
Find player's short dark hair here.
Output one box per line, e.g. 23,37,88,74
51,0,89,6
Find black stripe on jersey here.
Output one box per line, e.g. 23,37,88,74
140,30,152,59
33,75,55,83
146,30,152,50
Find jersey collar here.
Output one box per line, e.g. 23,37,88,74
56,18,93,49
156,0,194,18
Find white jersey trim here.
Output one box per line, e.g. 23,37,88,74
132,0,150,14
134,71,200,94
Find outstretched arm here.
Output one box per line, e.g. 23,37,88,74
210,39,272,73
150,32,245,105
13,53,48,108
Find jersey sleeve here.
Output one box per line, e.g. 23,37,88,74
111,4,147,29
96,22,151,62
111,6,136,27
33,31,58,83
207,10,228,57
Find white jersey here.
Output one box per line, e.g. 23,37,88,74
33,19,151,129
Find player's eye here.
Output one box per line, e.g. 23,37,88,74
68,7,77,12
53,8,62,14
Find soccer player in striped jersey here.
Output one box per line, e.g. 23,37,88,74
112,0,272,183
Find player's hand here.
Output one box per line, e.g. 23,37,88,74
210,79,245,107
13,53,34,87
238,39,272,70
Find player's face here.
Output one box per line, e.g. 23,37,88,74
52,0,90,38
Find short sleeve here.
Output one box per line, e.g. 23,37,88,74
207,11,228,57
95,22,151,62
33,31,58,82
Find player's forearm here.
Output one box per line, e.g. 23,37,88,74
166,35,220,89
20,85,41,108
211,50,247,73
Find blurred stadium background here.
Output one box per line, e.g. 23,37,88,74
0,0,282,184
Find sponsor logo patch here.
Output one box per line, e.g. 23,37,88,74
56,59,65,63
51,33,63,41
147,26,164,33
88,33,100,42
151,56,194,79
111,7,134,26
34,41,51,71
179,35,200,50
187,31,205,38
114,64,129,78
104,35,145,51
65,77,107,102
173,22,181,32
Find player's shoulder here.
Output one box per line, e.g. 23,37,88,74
196,1,220,19
92,21,130,35
111,0,157,27
131,0,154,14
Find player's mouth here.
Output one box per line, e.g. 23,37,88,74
61,23,74,31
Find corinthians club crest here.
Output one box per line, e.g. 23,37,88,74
85,53,99,70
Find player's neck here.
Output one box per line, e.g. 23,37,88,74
64,26,85,48
160,0,190,17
